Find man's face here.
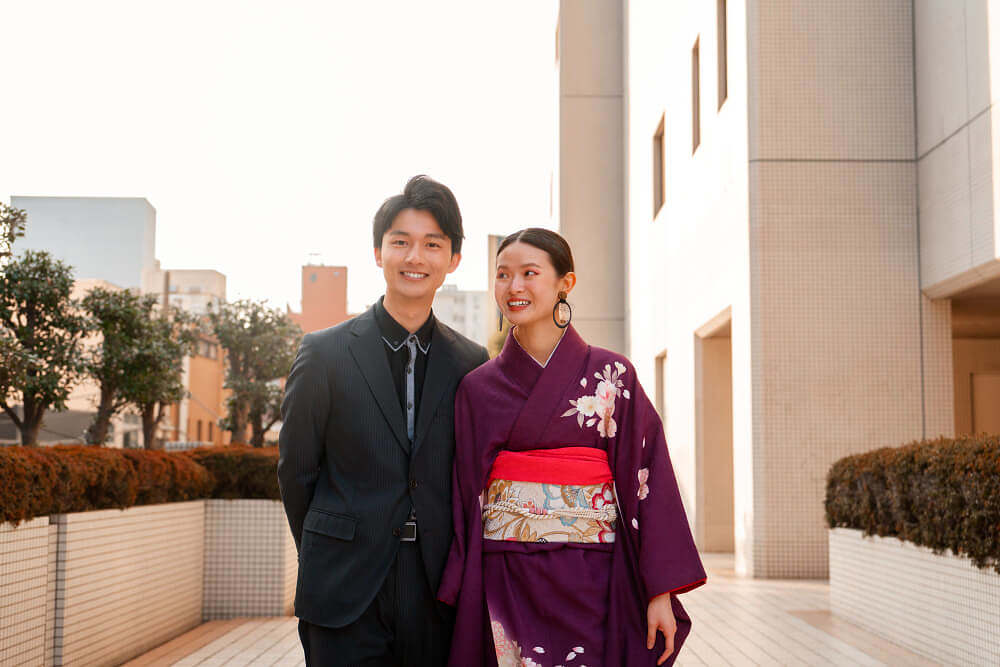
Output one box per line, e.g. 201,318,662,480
375,208,461,303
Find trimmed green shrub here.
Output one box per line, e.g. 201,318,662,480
182,446,280,500
826,434,1000,573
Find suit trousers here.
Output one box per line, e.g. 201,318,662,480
297,541,455,667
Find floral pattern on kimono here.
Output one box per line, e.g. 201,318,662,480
482,479,617,544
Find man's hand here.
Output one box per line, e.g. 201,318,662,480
646,592,677,665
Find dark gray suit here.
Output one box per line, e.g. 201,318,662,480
277,304,488,644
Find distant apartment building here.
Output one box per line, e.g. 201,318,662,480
161,270,227,315
433,285,490,346
287,264,351,334
556,1,1000,579
12,196,161,293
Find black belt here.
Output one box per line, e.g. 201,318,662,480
394,520,418,542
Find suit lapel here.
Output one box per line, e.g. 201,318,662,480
348,308,410,454
411,322,458,457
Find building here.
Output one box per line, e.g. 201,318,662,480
287,264,350,334
12,196,160,293
433,285,491,346
556,1,1000,578
162,269,227,315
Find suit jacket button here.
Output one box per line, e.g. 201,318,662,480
409,479,418,489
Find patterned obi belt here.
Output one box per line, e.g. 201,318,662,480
482,447,617,544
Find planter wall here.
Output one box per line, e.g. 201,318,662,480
53,501,204,666
203,499,297,620
0,517,52,666
830,527,1000,666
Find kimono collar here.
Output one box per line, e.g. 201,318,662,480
497,324,588,390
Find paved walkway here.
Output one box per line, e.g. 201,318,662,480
126,554,936,666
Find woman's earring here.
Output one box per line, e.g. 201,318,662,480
498,311,503,332
552,291,572,329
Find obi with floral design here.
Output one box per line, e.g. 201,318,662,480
482,447,617,544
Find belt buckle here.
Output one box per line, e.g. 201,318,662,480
400,520,418,542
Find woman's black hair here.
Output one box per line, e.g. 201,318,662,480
496,228,575,277
372,175,464,255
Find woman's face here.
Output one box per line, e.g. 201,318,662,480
494,241,573,330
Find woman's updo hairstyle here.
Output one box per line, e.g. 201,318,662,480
496,228,575,277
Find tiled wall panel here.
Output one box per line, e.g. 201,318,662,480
830,528,1000,665
0,518,50,667
203,499,296,619
53,502,204,666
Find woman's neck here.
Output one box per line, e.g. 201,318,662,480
512,321,565,367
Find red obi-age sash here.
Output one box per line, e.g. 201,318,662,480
483,447,618,544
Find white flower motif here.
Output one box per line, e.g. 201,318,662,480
595,380,617,411
631,517,639,529
522,659,540,667
597,411,617,438
575,395,599,417
623,389,630,400
637,467,650,500
574,647,585,653
580,377,587,387
614,361,626,375
533,647,545,654
566,652,577,661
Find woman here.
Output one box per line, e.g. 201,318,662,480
438,229,705,666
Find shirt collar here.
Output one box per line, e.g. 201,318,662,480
375,295,434,353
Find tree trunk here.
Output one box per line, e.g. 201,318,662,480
84,387,117,445
250,411,265,447
19,395,43,446
229,400,250,444
141,403,160,450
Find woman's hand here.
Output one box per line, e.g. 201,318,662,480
646,592,677,665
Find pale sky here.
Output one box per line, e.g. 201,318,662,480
0,0,559,313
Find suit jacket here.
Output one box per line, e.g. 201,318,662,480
277,304,490,628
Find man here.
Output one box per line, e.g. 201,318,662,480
278,175,489,666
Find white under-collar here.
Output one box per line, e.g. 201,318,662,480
511,327,567,368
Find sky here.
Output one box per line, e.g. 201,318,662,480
0,0,559,313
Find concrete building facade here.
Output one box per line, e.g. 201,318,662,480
287,264,350,334
557,0,1000,578
12,196,160,293
433,285,491,346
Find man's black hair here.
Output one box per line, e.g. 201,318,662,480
372,175,464,255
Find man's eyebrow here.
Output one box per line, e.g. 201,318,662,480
387,230,410,236
425,232,448,240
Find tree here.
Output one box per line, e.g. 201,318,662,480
209,300,301,447
124,306,199,449
0,250,87,444
80,287,161,444
0,203,27,263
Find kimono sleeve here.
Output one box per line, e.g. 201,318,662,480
615,361,706,602
437,381,477,605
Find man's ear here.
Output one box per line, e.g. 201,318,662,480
374,246,383,268
447,252,462,274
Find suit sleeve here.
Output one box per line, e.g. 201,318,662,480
277,332,330,551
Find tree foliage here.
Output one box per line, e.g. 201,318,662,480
124,306,199,449
0,250,87,444
80,287,161,444
0,203,27,263
209,300,301,447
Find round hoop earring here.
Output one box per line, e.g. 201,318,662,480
552,291,572,329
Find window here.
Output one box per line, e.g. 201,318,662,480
717,0,728,109
653,114,665,216
196,420,202,441
692,37,701,153
208,421,214,441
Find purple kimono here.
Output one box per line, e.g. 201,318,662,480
438,325,706,666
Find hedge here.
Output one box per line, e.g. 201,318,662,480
182,446,280,500
0,445,279,525
825,433,1000,573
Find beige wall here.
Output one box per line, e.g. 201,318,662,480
53,502,204,666
556,0,626,353
625,0,754,573
0,517,50,666
916,0,1000,297
953,337,1000,433
830,528,1000,664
